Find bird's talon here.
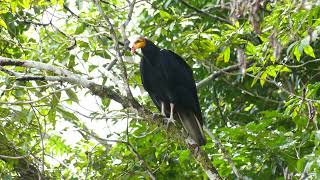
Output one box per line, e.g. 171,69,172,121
164,117,176,128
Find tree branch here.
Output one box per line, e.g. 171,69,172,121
0,56,134,108
196,61,254,89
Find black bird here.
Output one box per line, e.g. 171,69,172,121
131,37,206,145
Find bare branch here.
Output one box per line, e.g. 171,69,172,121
0,153,31,159
281,58,320,68
121,0,136,50
196,61,254,89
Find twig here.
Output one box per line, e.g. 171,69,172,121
126,143,156,180
0,82,59,91
30,105,45,175
106,59,118,70
196,61,254,89
179,0,232,24
0,84,76,105
0,153,31,159
281,58,320,68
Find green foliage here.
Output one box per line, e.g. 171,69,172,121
0,0,320,179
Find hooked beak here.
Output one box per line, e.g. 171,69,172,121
131,47,136,55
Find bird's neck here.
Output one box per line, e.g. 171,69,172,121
141,42,161,64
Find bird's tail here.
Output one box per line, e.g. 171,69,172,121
177,110,206,145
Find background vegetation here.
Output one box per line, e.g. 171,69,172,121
0,0,319,179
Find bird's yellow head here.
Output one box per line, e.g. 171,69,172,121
131,37,146,54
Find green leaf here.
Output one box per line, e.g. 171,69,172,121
246,42,256,55
260,71,268,87
178,150,190,165
57,107,79,121
82,51,89,61
314,130,320,146
94,50,110,59
244,104,254,111
68,55,76,69
294,45,301,61
299,36,310,50
297,158,306,173
159,10,172,21
266,66,276,77
223,47,230,63
52,91,61,107
11,1,17,13
276,65,291,72
88,65,98,72
287,41,298,55
0,18,7,29
22,0,31,9
303,45,315,58
246,66,261,75
65,89,79,103
251,75,259,87
101,98,110,107
75,23,86,35
48,109,56,126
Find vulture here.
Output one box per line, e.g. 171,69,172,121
131,37,206,145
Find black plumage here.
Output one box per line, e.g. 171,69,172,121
132,37,206,145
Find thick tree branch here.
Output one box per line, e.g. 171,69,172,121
0,56,134,108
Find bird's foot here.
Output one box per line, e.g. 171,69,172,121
164,117,176,128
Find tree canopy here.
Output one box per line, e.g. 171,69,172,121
0,0,320,179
